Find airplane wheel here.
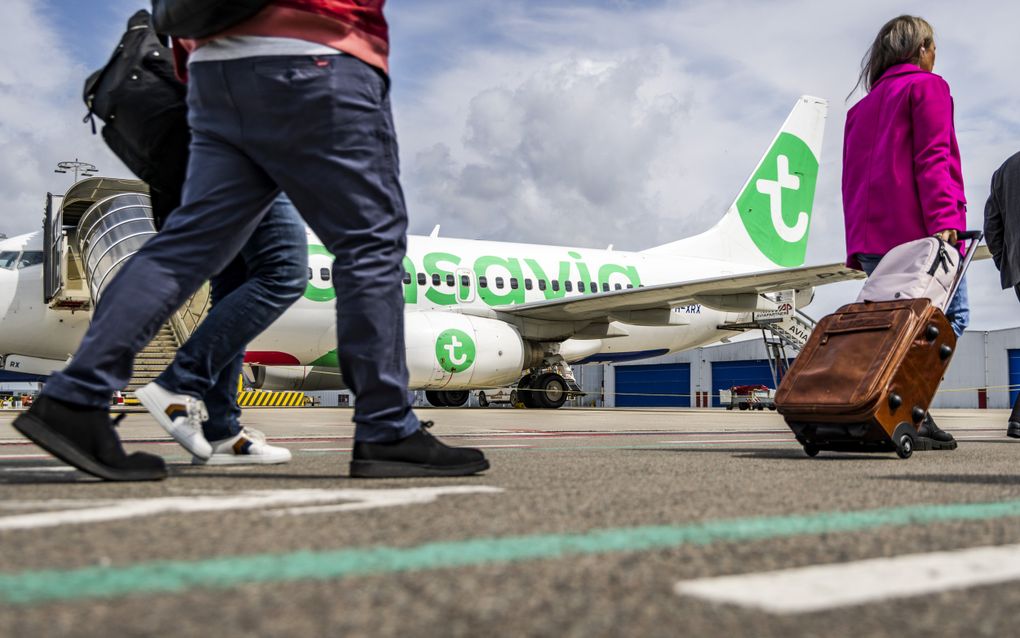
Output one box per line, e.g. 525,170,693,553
518,376,539,408
425,390,448,407
533,373,568,409
803,444,819,458
443,390,469,407
478,392,489,408
521,389,539,408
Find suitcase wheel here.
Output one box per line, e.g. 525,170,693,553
892,423,915,459
803,443,820,458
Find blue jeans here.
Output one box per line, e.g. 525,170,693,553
155,194,307,442
856,253,969,336
43,54,419,443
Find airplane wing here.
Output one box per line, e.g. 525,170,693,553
499,262,867,322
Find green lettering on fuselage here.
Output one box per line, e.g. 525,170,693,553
523,258,569,300
310,245,644,308
475,256,525,306
598,263,642,289
402,255,417,304
424,252,460,306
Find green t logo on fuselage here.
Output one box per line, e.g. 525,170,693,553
735,132,818,267
435,329,475,373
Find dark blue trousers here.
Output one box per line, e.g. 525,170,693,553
156,194,307,442
43,54,420,442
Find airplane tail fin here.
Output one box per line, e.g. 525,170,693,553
644,96,828,268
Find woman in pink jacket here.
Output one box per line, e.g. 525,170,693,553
842,15,966,449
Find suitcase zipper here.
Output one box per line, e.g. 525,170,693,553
927,238,952,276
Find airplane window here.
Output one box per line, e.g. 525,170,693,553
589,282,598,293
460,274,470,287
320,267,331,281
538,280,547,291
402,271,411,285
614,283,622,290
445,274,455,287
307,267,313,281
524,279,533,290
479,276,488,288
495,277,504,289
0,251,20,270
551,280,560,291
602,282,610,292
626,284,634,289
17,251,43,269
432,273,440,286
417,273,426,286
510,278,518,290
576,281,584,292
564,281,573,292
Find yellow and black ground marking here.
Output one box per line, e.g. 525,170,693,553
236,390,308,407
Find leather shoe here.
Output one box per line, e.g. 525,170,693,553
12,395,167,481
350,421,489,478
915,412,957,451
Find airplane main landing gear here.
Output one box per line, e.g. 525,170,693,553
424,390,469,408
517,373,569,409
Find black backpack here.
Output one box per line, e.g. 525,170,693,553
83,9,190,227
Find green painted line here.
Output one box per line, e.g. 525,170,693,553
5,498,1020,605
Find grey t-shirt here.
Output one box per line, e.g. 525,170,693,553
189,36,342,64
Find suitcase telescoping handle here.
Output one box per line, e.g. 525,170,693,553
948,230,983,303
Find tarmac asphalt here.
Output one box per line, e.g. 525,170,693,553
2,407,1020,637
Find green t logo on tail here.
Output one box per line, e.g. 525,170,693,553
435,329,475,373
736,132,818,267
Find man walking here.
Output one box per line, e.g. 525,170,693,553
984,151,1020,437
15,1,488,480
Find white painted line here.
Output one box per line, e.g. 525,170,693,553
675,543,1020,614
0,487,504,530
300,448,352,452
0,454,52,459
0,466,76,473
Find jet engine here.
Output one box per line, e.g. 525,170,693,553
405,312,543,390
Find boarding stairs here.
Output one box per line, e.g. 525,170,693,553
124,325,180,399
720,310,817,388
44,181,209,403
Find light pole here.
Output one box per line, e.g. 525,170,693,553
54,159,98,182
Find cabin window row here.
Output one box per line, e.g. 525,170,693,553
400,271,635,292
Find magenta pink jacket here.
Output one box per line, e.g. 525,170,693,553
842,63,966,269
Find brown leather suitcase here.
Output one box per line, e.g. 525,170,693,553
776,298,956,458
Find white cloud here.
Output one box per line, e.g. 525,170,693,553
0,0,130,237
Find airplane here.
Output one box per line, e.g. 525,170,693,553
0,96,870,409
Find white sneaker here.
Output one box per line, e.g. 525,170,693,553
192,428,292,466
135,382,213,460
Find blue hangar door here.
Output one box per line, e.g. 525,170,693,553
711,360,777,407
1008,350,1020,409
615,363,691,407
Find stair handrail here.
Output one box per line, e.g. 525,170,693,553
168,282,211,347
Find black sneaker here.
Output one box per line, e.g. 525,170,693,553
915,412,957,451
1008,422,1020,439
350,421,489,478
12,395,167,481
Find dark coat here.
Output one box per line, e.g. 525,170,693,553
984,151,1020,296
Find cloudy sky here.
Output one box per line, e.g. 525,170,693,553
1,0,1018,329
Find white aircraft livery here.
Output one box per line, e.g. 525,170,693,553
0,96,866,408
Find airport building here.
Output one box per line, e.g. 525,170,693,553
592,326,1020,410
